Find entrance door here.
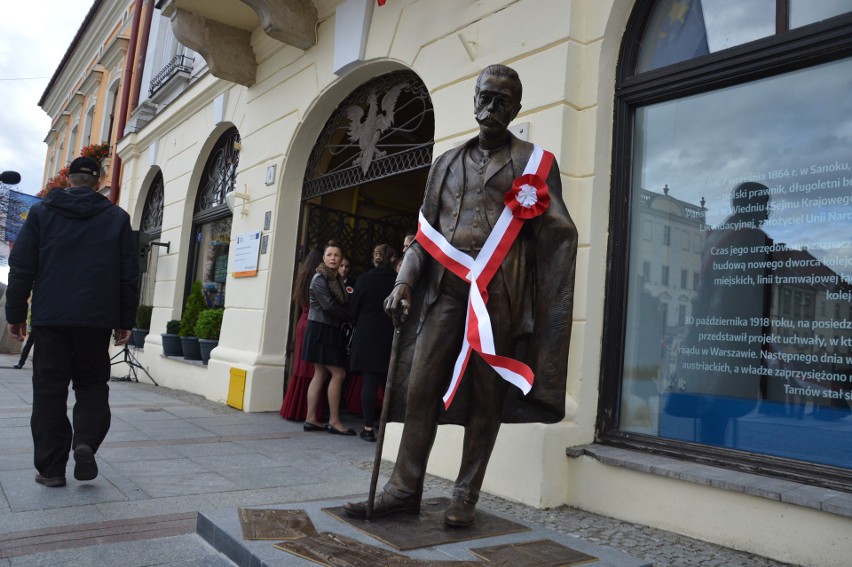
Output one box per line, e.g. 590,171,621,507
284,70,435,386
298,70,435,271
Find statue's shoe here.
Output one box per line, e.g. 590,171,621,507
343,491,420,518
444,498,476,527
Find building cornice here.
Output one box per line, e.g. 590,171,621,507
39,0,105,107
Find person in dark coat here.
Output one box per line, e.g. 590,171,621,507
5,157,139,488
345,65,577,526
348,244,397,441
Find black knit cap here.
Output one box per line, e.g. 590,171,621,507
68,157,100,178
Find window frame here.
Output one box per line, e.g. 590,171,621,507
183,128,239,309
599,1,852,491
139,171,165,306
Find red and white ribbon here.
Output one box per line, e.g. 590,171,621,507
415,144,554,408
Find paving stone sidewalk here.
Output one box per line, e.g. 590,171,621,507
0,352,792,566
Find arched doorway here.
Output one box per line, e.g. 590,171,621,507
282,70,434,394
298,70,434,274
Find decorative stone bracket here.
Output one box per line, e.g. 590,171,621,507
240,0,317,50
170,9,257,87
161,0,317,88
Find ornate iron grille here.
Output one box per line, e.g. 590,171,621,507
140,171,164,236
149,53,195,97
194,127,240,220
303,145,432,200
303,70,434,199
304,203,417,274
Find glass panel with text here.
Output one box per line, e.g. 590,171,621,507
620,56,852,470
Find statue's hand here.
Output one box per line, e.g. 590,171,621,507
384,283,411,327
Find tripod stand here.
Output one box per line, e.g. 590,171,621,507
110,344,158,385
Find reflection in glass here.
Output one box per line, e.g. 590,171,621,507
637,0,710,72
190,128,238,309
637,0,775,73
621,57,852,470
194,216,232,309
789,0,851,28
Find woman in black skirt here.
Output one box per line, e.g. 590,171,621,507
303,241,355,435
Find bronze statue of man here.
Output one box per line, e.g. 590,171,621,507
345,64,578,527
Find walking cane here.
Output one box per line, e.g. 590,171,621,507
366,299,408,519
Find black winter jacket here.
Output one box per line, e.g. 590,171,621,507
348,264,396,373
307,272,350,327
6,186,139,329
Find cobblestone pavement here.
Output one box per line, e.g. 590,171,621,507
0,362,797,567
145,381,795,567
327,472,789,567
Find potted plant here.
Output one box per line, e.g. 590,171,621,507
195,308,224,365
179,280,206,361
161,319,183,356
132,304,153,348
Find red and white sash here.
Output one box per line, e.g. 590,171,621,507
415,144,554,408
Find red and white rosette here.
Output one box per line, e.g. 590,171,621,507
415,144,554,409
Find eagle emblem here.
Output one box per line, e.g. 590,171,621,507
344,83,409,175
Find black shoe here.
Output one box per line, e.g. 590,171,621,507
359,429,377,442
327,425,356,436
444,498,476,527
344,491,420,518
12,364,22,369
35,473,66,487
303,421,326,432
73,444,98,481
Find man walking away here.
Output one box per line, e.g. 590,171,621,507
5,157,139,488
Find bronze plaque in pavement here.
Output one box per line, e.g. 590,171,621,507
273,532,407,565
323,497,529,551
385,559,482,566
470,539,598,566
238,508,318,540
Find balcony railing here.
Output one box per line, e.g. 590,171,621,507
148,54,195,98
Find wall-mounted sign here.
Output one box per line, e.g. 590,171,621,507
232,231,261,277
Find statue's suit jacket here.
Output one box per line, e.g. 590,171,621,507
389,133,578,424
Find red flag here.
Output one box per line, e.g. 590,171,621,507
377,0,386,5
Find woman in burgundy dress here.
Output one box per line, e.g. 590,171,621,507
280,248,323,421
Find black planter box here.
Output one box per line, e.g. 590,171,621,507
161,333,183,357
198,339,219,365
131,328,149,349
181,336,202,361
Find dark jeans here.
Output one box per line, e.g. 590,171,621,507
31,326,113,477
17,334,34,365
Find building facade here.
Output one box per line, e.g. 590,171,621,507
39,0,153,197
47,1,852,564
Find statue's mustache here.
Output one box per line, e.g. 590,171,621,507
476,109,507,126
